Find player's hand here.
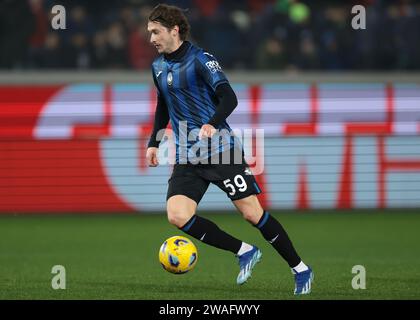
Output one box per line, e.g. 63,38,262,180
146,147,159,167
199,124,217,139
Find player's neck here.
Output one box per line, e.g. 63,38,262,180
164,40,190,61
168,40,183,54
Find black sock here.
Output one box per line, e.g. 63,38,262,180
180,215,242,254
254,211,301,268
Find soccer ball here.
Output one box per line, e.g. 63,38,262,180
159,236,198,274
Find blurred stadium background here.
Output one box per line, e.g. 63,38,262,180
1,0,420,299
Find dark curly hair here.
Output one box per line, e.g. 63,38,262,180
148,4,190,41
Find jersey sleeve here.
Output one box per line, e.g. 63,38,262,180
151,64,161,97
195,51,229,92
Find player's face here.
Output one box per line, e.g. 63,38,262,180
147,21,178,54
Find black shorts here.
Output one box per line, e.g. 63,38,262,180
166,159,262,204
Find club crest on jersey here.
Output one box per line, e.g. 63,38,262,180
167,71,173,86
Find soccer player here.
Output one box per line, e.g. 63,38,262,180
146,4,313,295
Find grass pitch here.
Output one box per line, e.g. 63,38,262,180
1,210,420,300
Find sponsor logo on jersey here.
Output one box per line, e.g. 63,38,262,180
205,60,222,73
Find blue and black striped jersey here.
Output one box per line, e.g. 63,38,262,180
151,42,237,164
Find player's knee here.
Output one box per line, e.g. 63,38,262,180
167,208,191,228
238,202,260,224
242,210,260,225
235,196,264,225
167,211,185,228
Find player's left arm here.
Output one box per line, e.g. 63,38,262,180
200,84,238,138
207,83,238,128
196,52,238,138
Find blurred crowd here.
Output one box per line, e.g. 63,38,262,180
0,0,419,71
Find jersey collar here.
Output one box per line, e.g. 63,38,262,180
164,41,192,62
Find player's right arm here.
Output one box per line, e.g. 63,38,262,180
147,70,169,167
